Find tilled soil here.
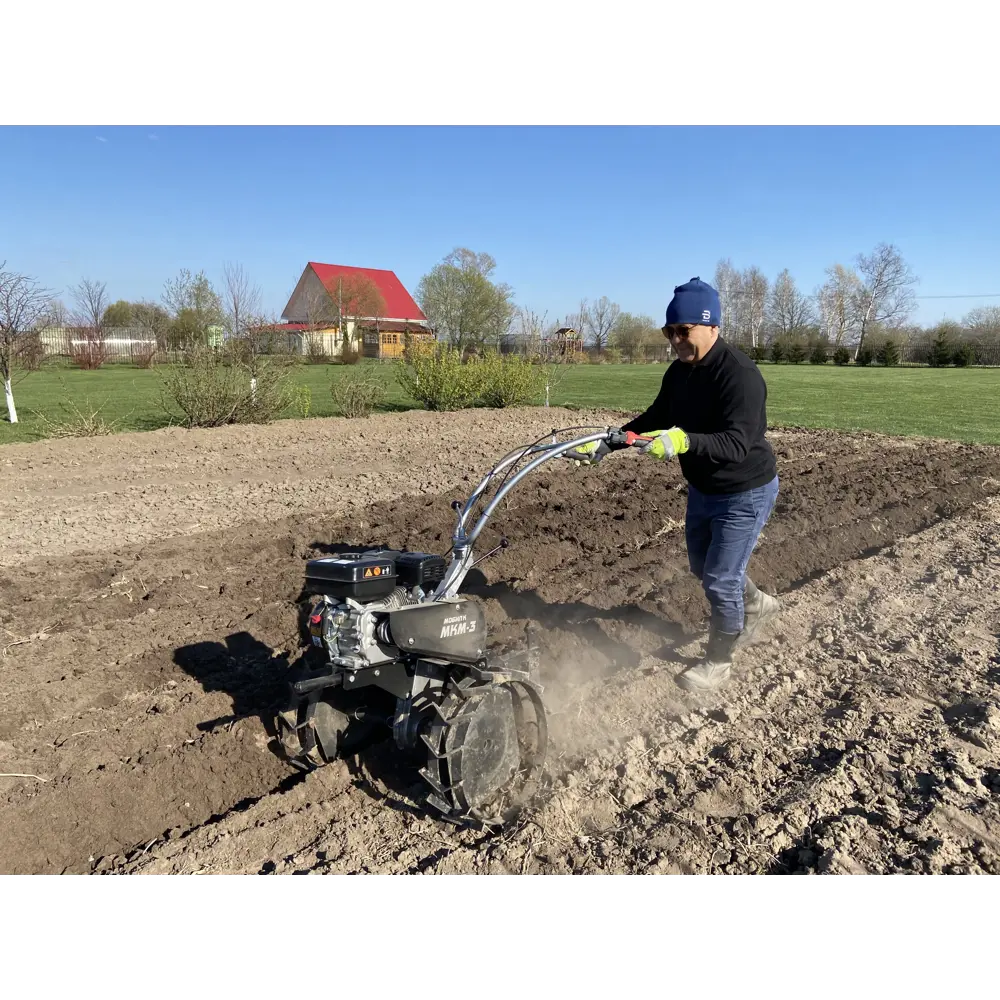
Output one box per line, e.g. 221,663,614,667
2,408,999,874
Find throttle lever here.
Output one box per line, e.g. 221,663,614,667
624,431,655,446
607,429,655,447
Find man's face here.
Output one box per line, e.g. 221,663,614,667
663,323,719,363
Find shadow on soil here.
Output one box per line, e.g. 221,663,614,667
171,624,435,816
173,630,290,739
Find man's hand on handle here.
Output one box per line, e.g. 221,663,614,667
566,439,611,466
566,427,690,466
636,428,689,461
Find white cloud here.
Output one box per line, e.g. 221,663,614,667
96,135,108,142
148,133,158,140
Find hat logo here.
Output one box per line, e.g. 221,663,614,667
702,309,711,322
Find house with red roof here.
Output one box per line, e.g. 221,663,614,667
280,262,434,359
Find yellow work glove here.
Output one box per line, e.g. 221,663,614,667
639,428,689,461
566,439,611,466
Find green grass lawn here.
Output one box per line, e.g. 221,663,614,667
547,364,1000,444
3,360,1000,447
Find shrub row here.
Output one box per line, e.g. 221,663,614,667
159,342,554,427
395,345,548,412
748,339,978,367
751,340,871,365
325,347,550,419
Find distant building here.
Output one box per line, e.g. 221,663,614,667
547,326,584,358
279,261,434,359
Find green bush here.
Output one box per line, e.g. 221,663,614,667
769,341,786,363
855,344,874,367
928,332,953,368
750,344,768,363
476,351,547,407
786,340,806,364
809,340,829,365
396,344,481,411
395,346,551,410
952,342,976,367
239,377,291,423
877,340,900,367
291,383,312,419
603,347,622,364
160,346,292,427
832,346,851,366
331,368,385,417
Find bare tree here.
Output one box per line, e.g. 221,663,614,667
770,269,814,338
72,278,109,333
222,262,263,341
817,264,862,346
586,295,620,352
713,259,742,340
567,298,589,340
40,297,68,328
963,305,1000,343
69,278,112,369
742,266,769,348
514,306,548,357
124,300,170,366
852,243,918,358
0,263,50,423
222,262,267,372
711,261,767,346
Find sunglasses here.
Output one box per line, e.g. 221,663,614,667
662,324,695,340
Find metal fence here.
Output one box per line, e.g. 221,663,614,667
36,326,314,365
39,326,160,364
36,326,1000,368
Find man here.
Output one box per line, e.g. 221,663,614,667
572,277,780,692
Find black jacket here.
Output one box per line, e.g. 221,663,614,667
620,336,777,495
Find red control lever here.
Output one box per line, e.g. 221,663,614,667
624,431,655,446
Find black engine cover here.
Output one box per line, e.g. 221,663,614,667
370,549,446,591
387,600,486,662
304,553,397,602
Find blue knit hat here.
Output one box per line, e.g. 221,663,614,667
665,277,721,327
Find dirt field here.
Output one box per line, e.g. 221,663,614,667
2,407,1000,874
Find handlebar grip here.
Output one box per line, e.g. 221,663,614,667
624,431,655,446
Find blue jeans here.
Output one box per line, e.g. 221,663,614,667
685,476,779,635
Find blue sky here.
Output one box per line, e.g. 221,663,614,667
2,126,999,326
